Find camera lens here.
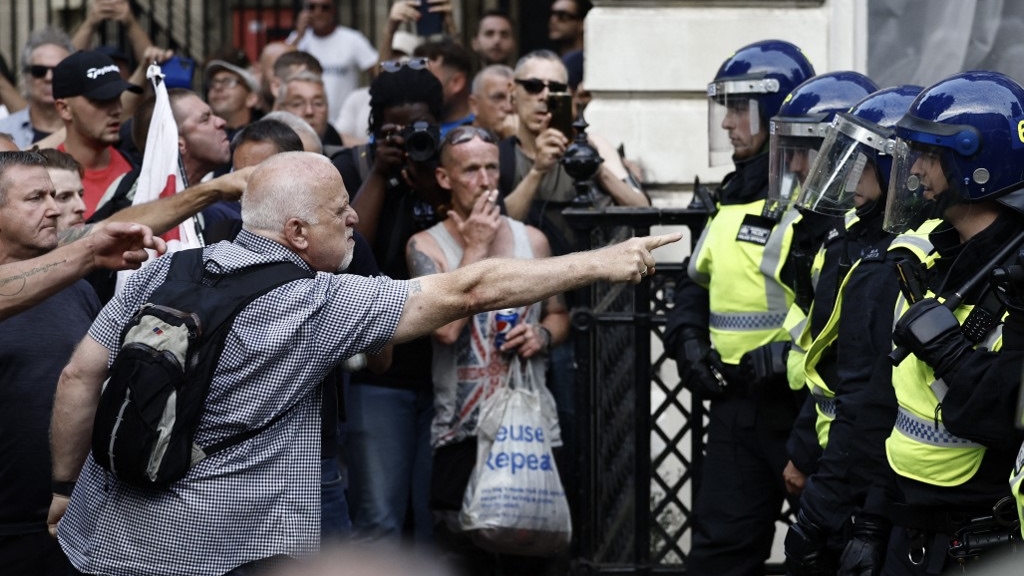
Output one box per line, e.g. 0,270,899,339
400,122,440,163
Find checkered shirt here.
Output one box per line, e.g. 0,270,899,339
58,230,408,576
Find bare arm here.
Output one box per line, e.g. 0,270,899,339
121,47,175,121
381,1,417,64
596,164,650,207
408,190,502,344
70,0,105,51
48,335,110,536
390,232,682,344
0,74,26,113
0,222,163,321
104,168,251,235
118,7,156,64
51,335,110,482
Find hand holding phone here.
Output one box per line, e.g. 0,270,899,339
417,0,444,37
547,92,574,140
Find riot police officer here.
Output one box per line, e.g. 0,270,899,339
871,71,1024,574
780,85,924,575
664,39,815,575
757,71,879,500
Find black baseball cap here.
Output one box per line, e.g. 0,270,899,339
52,50,143,101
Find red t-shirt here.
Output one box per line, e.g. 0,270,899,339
58,144,133,219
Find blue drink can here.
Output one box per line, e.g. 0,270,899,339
494,308,519,350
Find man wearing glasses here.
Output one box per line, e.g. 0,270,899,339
0,27,75,150
288,0,378,125
204,59,262,141
548,0,590,57
501,50,648,256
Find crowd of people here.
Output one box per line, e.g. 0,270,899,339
0,1,662,576
8,1,1024,576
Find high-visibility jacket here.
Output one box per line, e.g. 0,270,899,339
804,224,935,447
885,246,1004,486
688,200,797,364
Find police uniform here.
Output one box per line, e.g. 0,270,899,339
879,217,1024,574
666,149,824,575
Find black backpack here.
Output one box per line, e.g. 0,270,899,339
92,248,313,488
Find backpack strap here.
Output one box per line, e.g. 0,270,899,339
152,248,315,459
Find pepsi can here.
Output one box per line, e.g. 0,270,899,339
494,308,519,350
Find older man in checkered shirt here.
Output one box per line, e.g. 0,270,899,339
47,151,679,576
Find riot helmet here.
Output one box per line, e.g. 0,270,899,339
707,40,815,167
883,71,1024,233
767,71,878,217
797,85,922,217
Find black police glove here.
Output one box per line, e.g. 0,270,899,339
837,514,889,576
891,298,971,377
740,340,790,391
785,509,837,576
675,328,727,398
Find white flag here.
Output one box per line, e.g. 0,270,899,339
116,63,204,294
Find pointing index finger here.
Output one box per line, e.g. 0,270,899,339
644,232,684,250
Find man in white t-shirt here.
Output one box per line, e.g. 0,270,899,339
288,0,378,123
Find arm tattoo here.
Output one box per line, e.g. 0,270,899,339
58,224,95,246
407,239,440,278
0,259,67,296
407,279,422,295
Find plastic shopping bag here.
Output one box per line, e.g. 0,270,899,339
458,357,572,556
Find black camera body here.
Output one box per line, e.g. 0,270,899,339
399,121,441,163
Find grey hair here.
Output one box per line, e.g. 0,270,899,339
0,150,47,205
276,70,324,104
263,110,323,154
472,64,514,95
241,152,326,232
513,49,564,76
21,26,75,72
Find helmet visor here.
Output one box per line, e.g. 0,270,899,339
767,118,826,215
883,138,965,233
797,114,891,216
708,78,774,167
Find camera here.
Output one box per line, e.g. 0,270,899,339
399,121,441,163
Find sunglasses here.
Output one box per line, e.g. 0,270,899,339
25,65,55,79
550,9,581,21
379,57,429,73
441,126,498,152
514,78,568,95
305,2,333,11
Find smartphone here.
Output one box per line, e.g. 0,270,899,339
547,92,574,140
417,0,444,37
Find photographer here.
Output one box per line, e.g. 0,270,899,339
329,62,446,545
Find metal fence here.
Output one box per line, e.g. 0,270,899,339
565,206,791,575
